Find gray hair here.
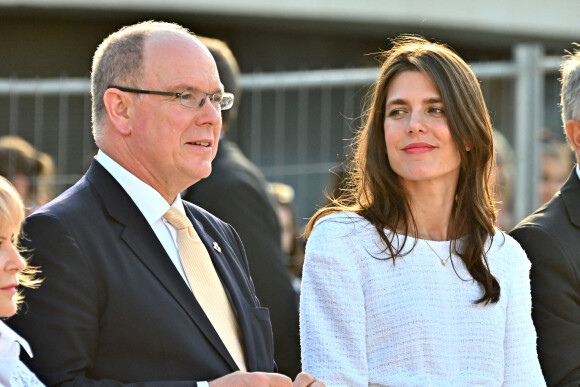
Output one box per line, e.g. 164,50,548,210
90,21,194,143
560,44,580,125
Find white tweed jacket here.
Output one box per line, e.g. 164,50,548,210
300,212,545,387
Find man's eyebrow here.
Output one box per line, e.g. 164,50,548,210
179,86,224,94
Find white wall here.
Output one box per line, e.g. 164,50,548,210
2,0,579,39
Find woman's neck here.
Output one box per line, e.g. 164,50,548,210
404,179,456,241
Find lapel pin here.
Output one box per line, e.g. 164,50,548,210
213,242,222,253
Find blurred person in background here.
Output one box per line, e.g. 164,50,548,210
510,45,580,387
0,176,43,386
268,182,304,299
493,130,515,230
540,130,574,205
300,35,545,386
180,36,301,378
0,136,55,215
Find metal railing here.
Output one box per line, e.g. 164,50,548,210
0,43,564,225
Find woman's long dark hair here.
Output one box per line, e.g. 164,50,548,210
306,35,499,304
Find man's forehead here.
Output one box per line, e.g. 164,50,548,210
142,32,219,87
144,30,202,55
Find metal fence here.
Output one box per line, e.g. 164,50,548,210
0,43,564,228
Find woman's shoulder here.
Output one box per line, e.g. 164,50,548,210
307,212,376,249
488,228,531,270
312,211,374,235
490,228,525,252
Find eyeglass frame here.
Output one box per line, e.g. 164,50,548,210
107,85,234,111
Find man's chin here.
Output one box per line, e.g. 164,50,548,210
190,162,212,181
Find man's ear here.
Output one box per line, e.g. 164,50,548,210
565,120,580,152
103,88,133,136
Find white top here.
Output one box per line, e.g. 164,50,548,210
0,320,44,386
300,212,546,387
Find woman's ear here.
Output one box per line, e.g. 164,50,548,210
464,140,472,152
103,88,133,136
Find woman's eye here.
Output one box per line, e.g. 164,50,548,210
388,108,405,117
429,107,445,114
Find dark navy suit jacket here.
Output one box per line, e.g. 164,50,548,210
510,169,580,387
183,140,301,376
8,160,275,386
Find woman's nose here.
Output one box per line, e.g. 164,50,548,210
407,111,426,134
6,244,26,274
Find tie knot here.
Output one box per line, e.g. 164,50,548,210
164,207,192,231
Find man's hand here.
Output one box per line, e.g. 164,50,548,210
209,371,292,386
293,372,325,387
208,371,325,387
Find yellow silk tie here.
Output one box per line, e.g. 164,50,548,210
163,207,246,371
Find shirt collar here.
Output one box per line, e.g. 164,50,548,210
95,150,183,225
0,320,33,357
576,164,580,181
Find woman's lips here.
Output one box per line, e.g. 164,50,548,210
403,142,435,155
0,284,18,294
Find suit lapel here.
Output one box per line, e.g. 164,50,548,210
184,205,256,370
86,161,238,371
561,168,580,229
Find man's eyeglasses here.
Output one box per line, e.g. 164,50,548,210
108,85,234,111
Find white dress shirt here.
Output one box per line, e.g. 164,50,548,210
95,151,209,387
96,150,190,287
0,320,44,386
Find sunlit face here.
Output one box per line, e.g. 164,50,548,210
0,225,25,317
126,32,223,197
383,70,462,188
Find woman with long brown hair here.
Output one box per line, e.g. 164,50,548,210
300,36,544,386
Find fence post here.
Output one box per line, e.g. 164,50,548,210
513,43,544,224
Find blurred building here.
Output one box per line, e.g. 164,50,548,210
1,0,579,224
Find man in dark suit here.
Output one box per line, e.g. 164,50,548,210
183,37,301,378
510,46,580,387
8,21,322,387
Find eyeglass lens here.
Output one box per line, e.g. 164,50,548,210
180,90,227,109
